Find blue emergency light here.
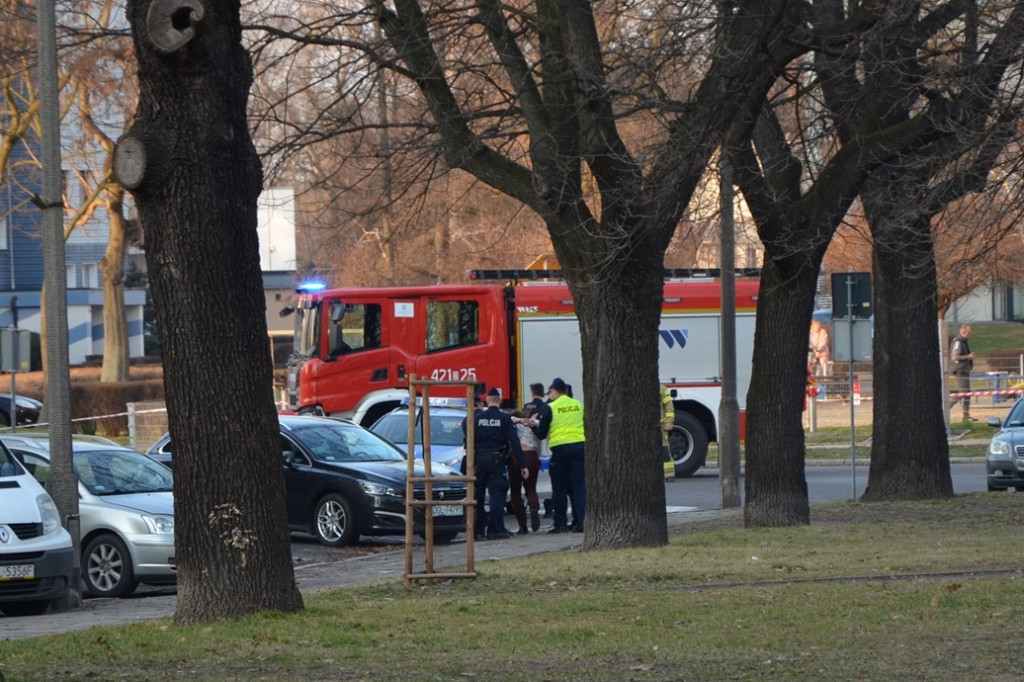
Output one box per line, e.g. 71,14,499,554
296,281,326,293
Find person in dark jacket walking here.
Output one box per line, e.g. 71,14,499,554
949,324,977,422
464,387,527,540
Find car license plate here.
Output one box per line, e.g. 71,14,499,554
0,564,35,580
432,505,462,517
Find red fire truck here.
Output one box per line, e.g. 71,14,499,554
286,270,759,477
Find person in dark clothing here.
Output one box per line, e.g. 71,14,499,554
524,382,546,417
464,387,527,540
949,324,977,422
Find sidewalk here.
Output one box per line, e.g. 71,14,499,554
0,508,739,641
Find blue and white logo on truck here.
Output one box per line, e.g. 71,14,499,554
659,329,688,349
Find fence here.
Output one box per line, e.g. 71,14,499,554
127,400,168,452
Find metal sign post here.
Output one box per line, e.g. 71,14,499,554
832,273,873,498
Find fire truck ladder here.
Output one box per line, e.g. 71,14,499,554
466,268,761,282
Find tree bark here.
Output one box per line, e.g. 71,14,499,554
571,255,669,549
862,179,953,500
743,260,813,526
99,185,130,382
124,0,302,623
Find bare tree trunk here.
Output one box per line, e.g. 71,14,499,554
573,261,669,549
122,0,302,623
863,182,953,500
100,186,130,382
744,260,814,527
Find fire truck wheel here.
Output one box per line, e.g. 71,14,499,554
668,411,709,478
313,493,358,547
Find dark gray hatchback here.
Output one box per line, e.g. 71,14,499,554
147,415,467,546
986,398,1024,491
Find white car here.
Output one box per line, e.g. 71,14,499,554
2,435,176,598
0,439,74,616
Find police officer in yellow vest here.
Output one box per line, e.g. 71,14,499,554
531,377,586,533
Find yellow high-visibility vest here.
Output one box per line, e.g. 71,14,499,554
548,394,585,447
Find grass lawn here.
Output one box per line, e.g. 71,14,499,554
2,494,1022,681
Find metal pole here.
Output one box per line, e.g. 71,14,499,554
37,0,80,609
718,156,741,508
10,331,17,433
847,275,856,498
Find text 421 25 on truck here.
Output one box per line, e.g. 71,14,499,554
285,270,758,478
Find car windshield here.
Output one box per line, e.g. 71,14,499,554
74,449,174,495
0,442,22,477
1005,401,1024,427
291,421,406,463
372,412,466,447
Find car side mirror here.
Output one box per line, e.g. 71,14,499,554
987,416,1002,428
282,450,296,465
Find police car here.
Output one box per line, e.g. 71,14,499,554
369,398,468,471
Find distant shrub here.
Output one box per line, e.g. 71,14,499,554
70,378,165,437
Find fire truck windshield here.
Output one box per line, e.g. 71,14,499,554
297,301,320,357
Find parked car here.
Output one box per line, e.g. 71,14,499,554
1,434,176,598
0,394,42,428
369,401,469,471
147,415,467,547
986,398,1024,491
0,439,74,616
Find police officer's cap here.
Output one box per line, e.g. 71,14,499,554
486,387,501,397
548,377,567,393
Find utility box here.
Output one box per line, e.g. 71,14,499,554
0,328,32,372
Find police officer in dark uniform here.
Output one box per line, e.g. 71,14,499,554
465,387,527,540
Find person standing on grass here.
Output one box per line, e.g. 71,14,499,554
950,324,977,422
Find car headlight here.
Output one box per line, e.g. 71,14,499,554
359,481,404,498
988,439,1012,459
141,514,175,534
36,494,62,536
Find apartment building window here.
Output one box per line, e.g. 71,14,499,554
66,264,77,289
83,263,99,288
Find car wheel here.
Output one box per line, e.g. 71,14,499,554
314,493,357,547
668,411,709,478
83,534,138,598
0,599,52,617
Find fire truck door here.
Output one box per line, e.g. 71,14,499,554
413,296,499,392
312,298,393,415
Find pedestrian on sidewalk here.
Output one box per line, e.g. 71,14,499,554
532,377,586,534
464,387,527,540
510,410,542,533
950,324,977,422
